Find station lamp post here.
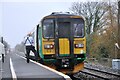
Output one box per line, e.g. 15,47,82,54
118,1,120,59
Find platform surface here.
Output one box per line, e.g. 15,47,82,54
1,50,71,80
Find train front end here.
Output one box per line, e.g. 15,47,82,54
38,13,86,74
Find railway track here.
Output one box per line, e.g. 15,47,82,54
84,67,120,77
73,67,120,80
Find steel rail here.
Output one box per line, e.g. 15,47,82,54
79,70,110,80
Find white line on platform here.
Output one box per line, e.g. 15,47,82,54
10,58,17,80
15,53,71,80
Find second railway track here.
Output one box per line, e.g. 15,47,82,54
73,67,120,80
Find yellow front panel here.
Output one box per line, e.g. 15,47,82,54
42,38,55,55
59,38,70,54
74,38,86,54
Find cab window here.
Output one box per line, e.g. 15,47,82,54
43,19,54,38
73,19,84,37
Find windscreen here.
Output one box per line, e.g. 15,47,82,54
58,18,84,38
43,19,54,38
73,18,84,37
42,18,85,38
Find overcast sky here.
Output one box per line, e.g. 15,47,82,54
0,0,112,48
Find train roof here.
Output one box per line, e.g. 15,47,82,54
42,12,84,20
50,12,75,16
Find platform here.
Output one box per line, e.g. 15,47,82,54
1,51,71,80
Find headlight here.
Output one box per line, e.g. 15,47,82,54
75,43,84,48
44,44,54,49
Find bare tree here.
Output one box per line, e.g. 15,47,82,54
70,2,109,34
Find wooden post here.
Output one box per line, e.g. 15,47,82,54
118,1,120,59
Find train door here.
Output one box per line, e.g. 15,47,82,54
55,18,74,57
55,18,74,69
58,22,70,56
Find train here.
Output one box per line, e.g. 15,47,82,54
24,12,86,74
